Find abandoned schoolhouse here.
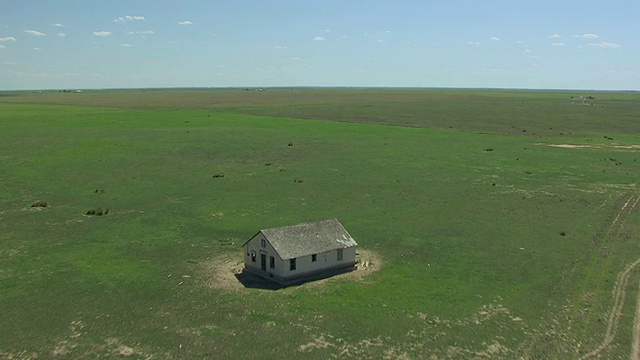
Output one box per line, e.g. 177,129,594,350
242,218,358,284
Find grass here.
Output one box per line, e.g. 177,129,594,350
0,89,639,358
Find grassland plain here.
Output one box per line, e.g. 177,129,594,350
0,89,639,359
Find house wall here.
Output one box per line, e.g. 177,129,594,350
244,233,285,280
289,247,357,280
244,232,357,284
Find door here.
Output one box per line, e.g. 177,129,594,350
260,252,267,271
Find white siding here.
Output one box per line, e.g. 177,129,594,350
288,247,356,278
244,233,286,280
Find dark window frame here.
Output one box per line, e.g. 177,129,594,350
270,256,275,269
290,258,296,271
311,254,317,262
337,248,343,261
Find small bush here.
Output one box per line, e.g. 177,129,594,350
86,208,109,216
212,173,225,178
31,201,48,208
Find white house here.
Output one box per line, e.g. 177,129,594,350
242,218,358,285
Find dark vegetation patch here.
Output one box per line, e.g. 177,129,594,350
30,201,48,208
86,208,109,216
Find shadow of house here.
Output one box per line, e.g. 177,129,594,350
241,218,357,287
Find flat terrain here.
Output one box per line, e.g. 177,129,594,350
1,88,639,359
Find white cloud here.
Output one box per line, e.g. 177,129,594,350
24,30,46,36
0,45,6,49
516,40,523,44
119,43,134,47
581,33,599,39
466,41,480,45
53,23,65,27
57,32,66,38
525,49,531,53
490,36,500,41
292,57,301,60
313,36,326,41
0,36,16,42
33,47,42,51
114,16,145,23
5,61,15,64
178,20,193,25
93,31,111,37
551,42,566,46
274,45,287,50
549,34,561,38
588,41,621,48
126,30,154,35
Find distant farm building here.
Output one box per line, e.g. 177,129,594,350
242,219,357,284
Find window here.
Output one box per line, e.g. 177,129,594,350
311,254,317,262
337,249,343,261
270,256,275,269
261,239,266,248
251,251,256,262
290,258,296,271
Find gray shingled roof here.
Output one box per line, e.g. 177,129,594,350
259,218,357,260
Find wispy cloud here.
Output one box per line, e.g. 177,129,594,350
53,23,65,27
575,33,599,39
24,30,46,36
0,36,16,42
466,41,480,45
119,43,134,47
0,45,6,49
551,42,566,46
93,31,111,37
588,41,620,48
178,20,193,25
57,32,66,38
313,36,326,41
126,30,154,35
33,47,42,51
490,36,500,41
114,16,145,23
549,34,561,38
274,45,287,50
5,61,15,65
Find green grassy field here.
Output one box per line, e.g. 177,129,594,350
1,89,639,359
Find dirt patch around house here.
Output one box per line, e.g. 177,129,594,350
198,248,382,291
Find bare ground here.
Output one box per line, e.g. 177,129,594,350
542,143,640,151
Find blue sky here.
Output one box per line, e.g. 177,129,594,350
1,0,637,90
